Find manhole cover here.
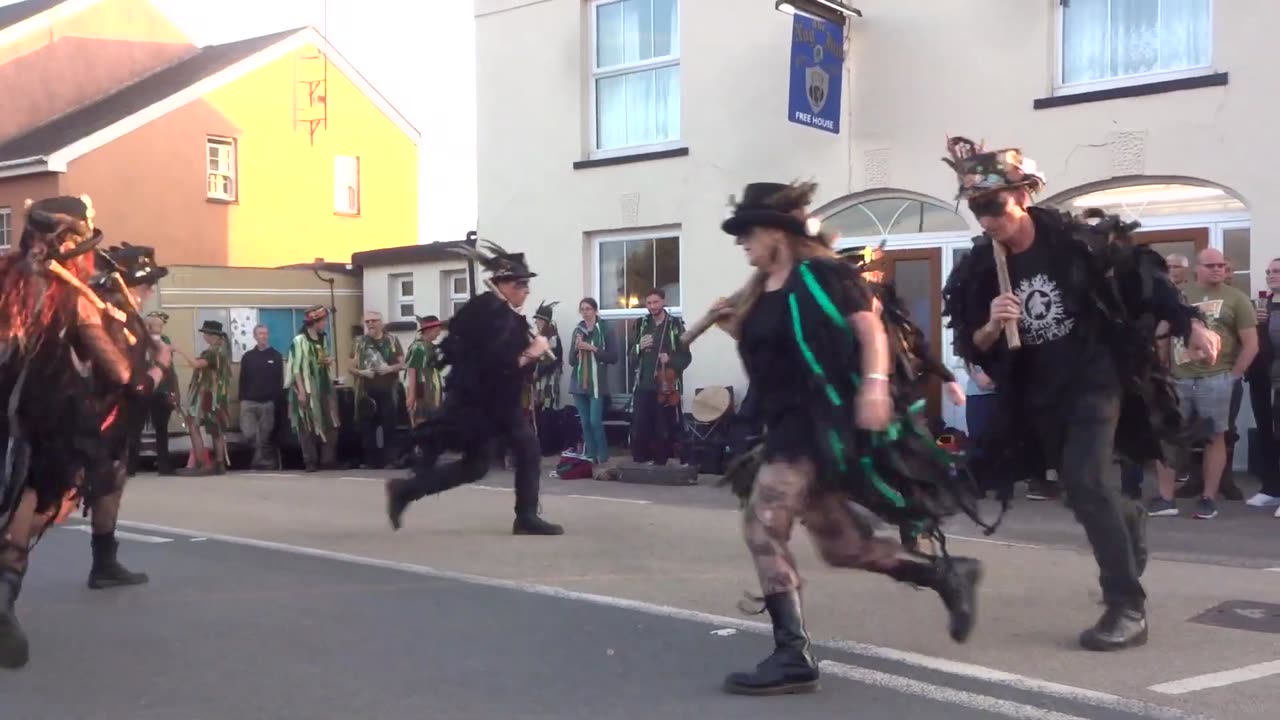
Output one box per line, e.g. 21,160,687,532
1189,601,1280,634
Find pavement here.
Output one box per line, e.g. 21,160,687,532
2,463,1277,719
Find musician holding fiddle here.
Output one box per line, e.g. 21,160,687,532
628,288,691,465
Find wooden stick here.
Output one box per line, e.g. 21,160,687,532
991,240,1021,350
45,259,137,345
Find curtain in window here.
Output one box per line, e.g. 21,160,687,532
595,0,680,150
1062,0,1210,86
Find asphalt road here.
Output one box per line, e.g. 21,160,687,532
3,525,1192,720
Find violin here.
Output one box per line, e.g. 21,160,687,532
656,362,680,407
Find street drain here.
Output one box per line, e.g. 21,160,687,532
1189,600,1280,634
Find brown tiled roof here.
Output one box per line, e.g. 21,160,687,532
0,0,66,31
0,26,304,162
350,242,470,267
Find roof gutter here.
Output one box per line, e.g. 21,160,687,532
0,155,66,179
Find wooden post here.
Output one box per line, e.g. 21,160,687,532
991,240,1021,350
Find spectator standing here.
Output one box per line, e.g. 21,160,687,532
1246,258,1280,514
350,311,406,469
1151,249,1257,519
568,298,618,464
239,324,284,470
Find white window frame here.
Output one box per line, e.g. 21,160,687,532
206,136,237,201
444,269,469,318
1054,0,1216,96
334,155,360,215
591,226,683,322
587,0,683,159
0,207,11,251
390,272,415,321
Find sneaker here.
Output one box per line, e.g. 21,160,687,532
1245,492,1280,508
1146,497,1178,517
1193,497,1218,520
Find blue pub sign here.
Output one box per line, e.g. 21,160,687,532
787,14,845,134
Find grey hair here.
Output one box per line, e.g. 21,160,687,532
1165,253,1190,268
253,323,269,333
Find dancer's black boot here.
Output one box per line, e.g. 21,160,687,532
512,513,564,536
1080,604,1147,651
0,568,29,669
888,556,983,643
724,590,820,696
88,533,149,589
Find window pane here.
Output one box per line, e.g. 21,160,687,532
893,259,933,343
602,317,638,397
1223,228,1252,297
653,0,677,57
919,202,970,234
400,279,414,296
451,275,468,295
1157,0,1210,72
623,238,656,305
1062,0,1111,84
653,236,680,306
596,75,627,150
1110,0,1159,78
599,240,628,309
399,303,414,318
596,0,623,68
622,0,653,64
653,64,680,143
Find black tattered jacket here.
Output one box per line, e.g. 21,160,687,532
942,206,1199,485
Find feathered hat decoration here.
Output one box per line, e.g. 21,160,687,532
19,194,103,260
942,135,1046,200
451,238,537,281
533,300,559,323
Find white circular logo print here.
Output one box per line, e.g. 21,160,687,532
1015,274,1074,345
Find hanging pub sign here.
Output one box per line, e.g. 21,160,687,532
787,13,845,134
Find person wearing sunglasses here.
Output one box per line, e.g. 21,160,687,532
942,136,1219,652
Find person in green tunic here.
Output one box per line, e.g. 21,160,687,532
532,301,564,412
179,320,232,475
287,304,339,471
404,315,445,427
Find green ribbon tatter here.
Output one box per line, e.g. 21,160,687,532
788,293,843,407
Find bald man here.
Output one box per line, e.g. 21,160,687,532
1152,248,1257,519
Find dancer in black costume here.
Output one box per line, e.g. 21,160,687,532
81,244,170,590
385,241,563,536
0,197,171,669
696,182,984,696
941,136,1218,650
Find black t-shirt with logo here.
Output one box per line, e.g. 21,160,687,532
1005,220,1117,411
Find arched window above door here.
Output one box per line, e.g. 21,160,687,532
821,195,970,238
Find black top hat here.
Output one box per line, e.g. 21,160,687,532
103,243,168,287
942,136,1046,200
721,181,826,240
198,320,227,337
533,300,558,323
453,238,537,281
20,194,102,260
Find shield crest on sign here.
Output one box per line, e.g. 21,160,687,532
806,65,829,115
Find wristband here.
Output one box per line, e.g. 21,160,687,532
865,373,890,382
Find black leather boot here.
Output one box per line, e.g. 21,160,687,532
385,477,413,531
724,590,820,695
888,556,983,643
1080,604,1148,651
0,568,29,669
88,533,149,590
513,513,564,536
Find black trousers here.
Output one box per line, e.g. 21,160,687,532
1032,390,1145,610
630,389,683,464
1248,378,1280,496
127,392,172,474
360,385,401,469
403,407,542,517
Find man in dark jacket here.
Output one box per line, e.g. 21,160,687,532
941,136,1218,651
239,325,285,470
384,241,563,536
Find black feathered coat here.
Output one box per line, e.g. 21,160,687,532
942,206,1199,487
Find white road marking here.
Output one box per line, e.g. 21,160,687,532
113,519,1204,720
565,494,652,505
1148,659,1280,695
190,538,208,542
820,661,1088,720
242,473,300,478
466,485,507,492
1265,567,1280,573
947,535,1042,549
65,525,172,544
709,628,737,637
341,476,383,482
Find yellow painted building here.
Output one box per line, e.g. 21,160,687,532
0,3,418,267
